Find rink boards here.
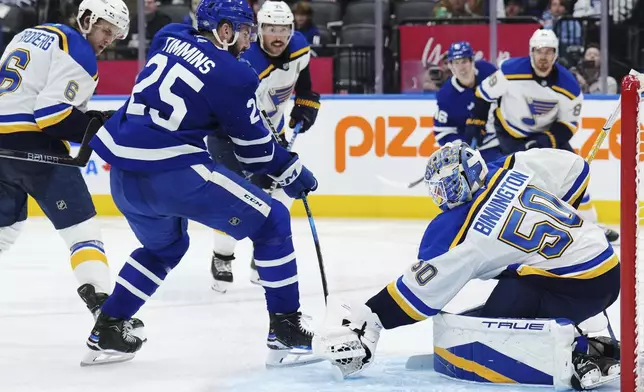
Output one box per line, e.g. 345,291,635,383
27,94,640,223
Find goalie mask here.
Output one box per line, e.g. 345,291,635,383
425,142,488,211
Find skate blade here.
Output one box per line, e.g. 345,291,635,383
80,349,136,367
265,348,324,369
211,279,232,293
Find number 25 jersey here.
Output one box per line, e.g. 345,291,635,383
387,149,616,322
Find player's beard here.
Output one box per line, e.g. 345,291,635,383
535,58,554,75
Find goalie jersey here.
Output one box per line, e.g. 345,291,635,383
385,149,616,323
241,31,310,134
0,23,99,153
91,23,290,174
473,57,582,149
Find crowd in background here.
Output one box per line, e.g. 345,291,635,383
0,0,641,94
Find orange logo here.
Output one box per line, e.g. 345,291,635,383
335,116,440,173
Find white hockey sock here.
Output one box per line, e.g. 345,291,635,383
213,229,238,256
577,195,598,223
0,221,24,255
58,218,111,294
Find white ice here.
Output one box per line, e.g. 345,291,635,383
0,218,620,391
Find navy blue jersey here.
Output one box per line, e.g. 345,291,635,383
90,23,290,174
434,60,498,149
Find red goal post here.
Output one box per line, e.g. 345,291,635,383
620,72,643,392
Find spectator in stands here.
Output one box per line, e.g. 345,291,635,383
542,0,582,46
570,44,618,94
124,0,171,49
572,0,600,17
433,0,471,17
182,0,199,27
293,1,319,46
505,0,524,16
423,55,451,92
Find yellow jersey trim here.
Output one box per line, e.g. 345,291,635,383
36,25,69,53
289,46,310,60
36,107,73,129
258,64,276,81
450,156,515,249
515,254,618,280
386,281,426,321
495,108,526,139
551,85,577,100
505,74,532,80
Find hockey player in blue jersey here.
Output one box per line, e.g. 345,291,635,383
86,0,319,366
467,29,618,243
207,0,320,291
434,41,503,163
313,143,620,390
0,0,133,321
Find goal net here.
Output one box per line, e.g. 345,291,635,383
621,73,644,392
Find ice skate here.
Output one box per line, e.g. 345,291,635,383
81,312,144,367
570,352,620,390
77,283,146,341
210,252,234,293
265,311,322,368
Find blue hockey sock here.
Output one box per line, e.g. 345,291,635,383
574,335,589,354
249,201,300,314
102,235,188,319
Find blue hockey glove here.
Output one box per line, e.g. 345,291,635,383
270,153,318,199
464,118,486,147
289,91,320,133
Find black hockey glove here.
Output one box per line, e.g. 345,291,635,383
289,91,320,133
464,118,486,147
85,110,116,125
523,133,555,150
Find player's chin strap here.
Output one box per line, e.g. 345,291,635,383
211,29,239,51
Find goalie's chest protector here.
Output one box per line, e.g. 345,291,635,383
241,32,311,133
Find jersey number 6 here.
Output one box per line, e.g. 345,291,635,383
0,49,30,97
126,53,205,131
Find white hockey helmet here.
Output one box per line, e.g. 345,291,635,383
529,29,559,65
77,0,130,40
425,142,488,211
257,1,294,52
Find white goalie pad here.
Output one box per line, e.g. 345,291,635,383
407,313,575,390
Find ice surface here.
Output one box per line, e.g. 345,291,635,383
0,218,620,391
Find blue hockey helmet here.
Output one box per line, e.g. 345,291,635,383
447,41,474,62
196,0,255,48
424,142,488,211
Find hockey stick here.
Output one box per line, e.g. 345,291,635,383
268,122,303,193
585,69,642,164
0,117,100,168
260,110,329,303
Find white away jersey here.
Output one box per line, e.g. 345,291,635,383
240,31,310,133
0,23,97,134
475,57,582,140
386,149,616,321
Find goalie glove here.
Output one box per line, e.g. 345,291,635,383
312,303,383,379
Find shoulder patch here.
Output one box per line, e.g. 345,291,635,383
500,57,533,80
288,31,310,61
552,64,581,100
40,24,97,79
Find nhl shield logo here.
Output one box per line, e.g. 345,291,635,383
229,217,241,226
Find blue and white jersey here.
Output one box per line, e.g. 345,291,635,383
240,31,310,134
434,60,498,151
0,23,98,152
384,149,616,322
475,57,582,143
91,23,290,174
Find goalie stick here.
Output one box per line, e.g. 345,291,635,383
0,117,100,168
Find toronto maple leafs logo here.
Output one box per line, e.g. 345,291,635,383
521,98,558,126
